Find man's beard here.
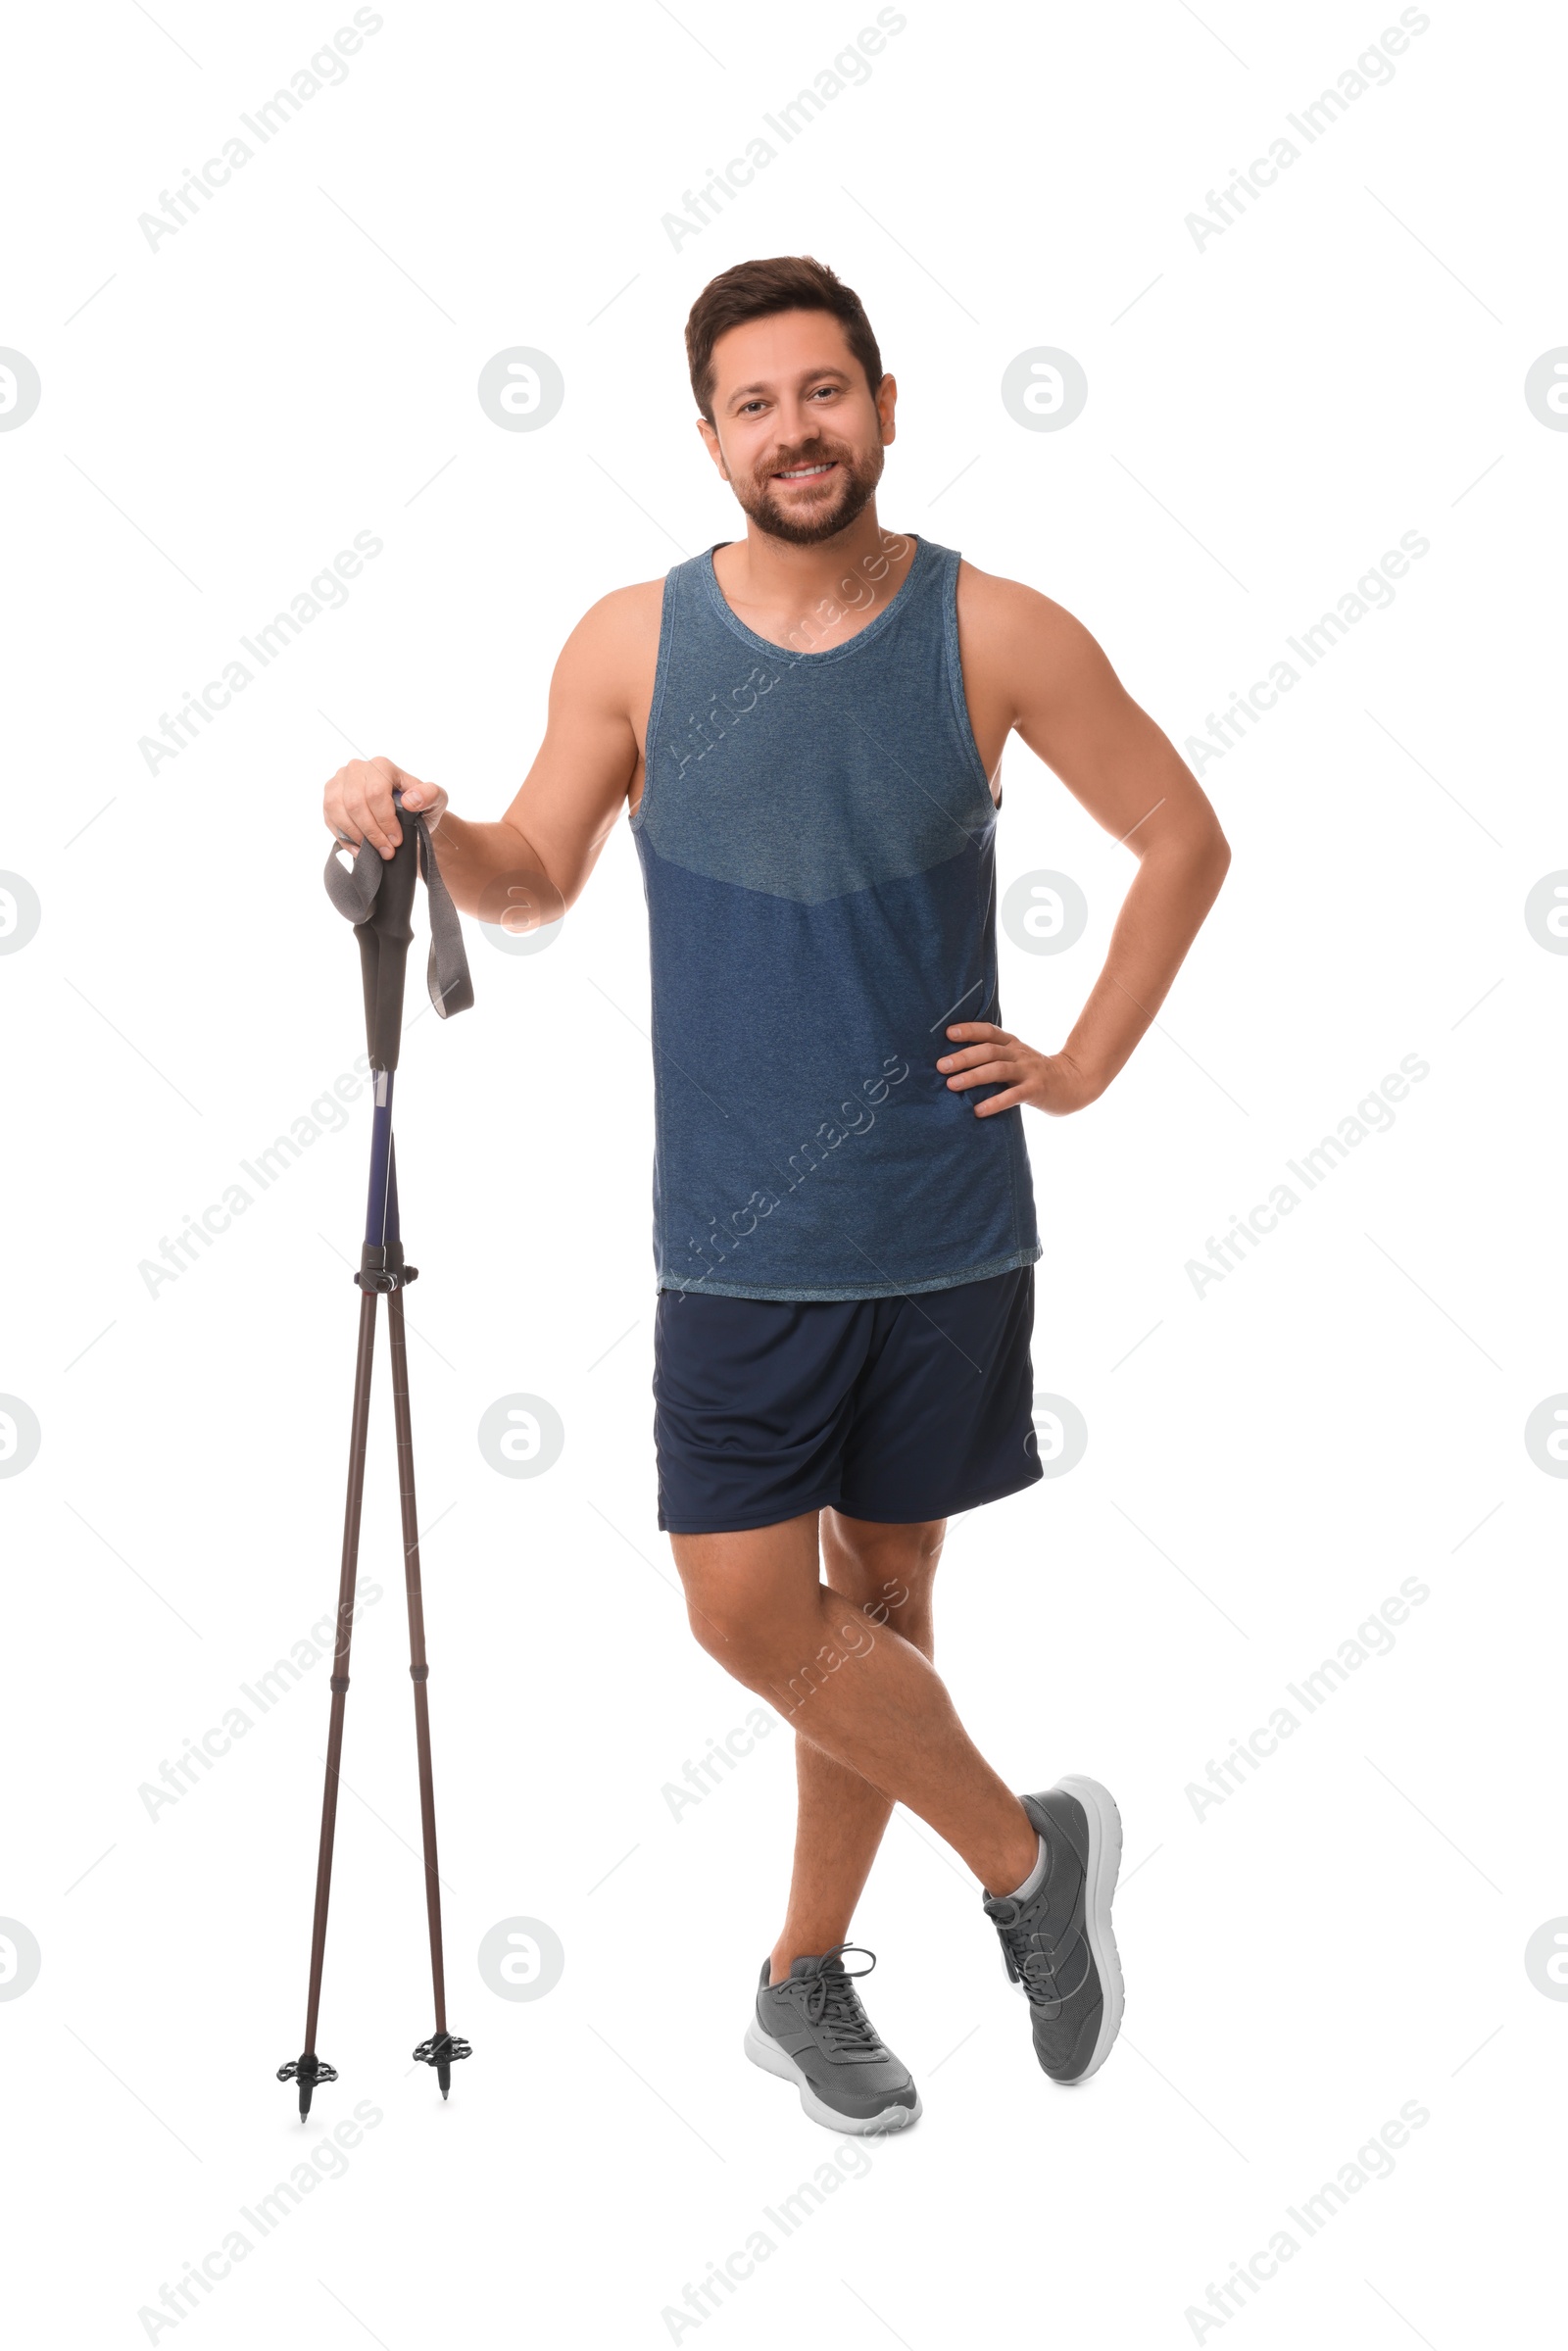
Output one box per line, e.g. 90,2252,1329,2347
729,434,885,546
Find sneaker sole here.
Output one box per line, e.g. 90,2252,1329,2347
742,2018,922,2135
1051,1773,1125,2084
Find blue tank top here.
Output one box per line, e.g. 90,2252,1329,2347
631,531,1041,1301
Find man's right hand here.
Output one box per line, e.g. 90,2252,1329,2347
324,756,449,860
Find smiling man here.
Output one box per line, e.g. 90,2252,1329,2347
322,254,1230,2134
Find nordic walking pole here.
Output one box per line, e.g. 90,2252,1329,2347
279,788,474,2118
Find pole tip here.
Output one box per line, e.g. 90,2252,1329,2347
412,2030,470,2100
277,2051,335,2118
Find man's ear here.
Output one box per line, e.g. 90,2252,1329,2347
696,416,729,479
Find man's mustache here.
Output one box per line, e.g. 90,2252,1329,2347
760,444,852,476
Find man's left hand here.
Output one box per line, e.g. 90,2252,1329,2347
937,1023,1100,1118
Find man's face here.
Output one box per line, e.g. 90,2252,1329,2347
699,310,895,547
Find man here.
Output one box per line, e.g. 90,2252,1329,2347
323,255,1230,2134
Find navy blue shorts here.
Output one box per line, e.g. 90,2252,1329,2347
652,1266,1044,1535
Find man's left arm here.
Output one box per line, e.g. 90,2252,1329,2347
941,568,1232,1117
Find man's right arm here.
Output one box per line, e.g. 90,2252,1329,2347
321,581,661,938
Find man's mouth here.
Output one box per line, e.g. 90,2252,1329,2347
771,460,837,483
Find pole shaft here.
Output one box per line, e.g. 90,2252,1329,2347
365,1070,396,1249
303,1287,378,2054
386,1279,448,2033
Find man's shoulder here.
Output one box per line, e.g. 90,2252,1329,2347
556,575,666,706
575,574,668,641
951,559,1122,732
955,556,1080,639
954,558,1109,688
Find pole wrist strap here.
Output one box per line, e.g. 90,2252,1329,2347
323,811,475,1024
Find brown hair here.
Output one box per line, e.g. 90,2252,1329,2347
685,255,884,424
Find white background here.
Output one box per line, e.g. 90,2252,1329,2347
3,0,1565,2343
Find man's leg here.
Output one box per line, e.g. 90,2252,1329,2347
766,1509,944,1984
670,1508,1040,1904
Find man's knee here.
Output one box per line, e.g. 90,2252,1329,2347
684,1588,797,1685
685,1585,873,1698
684,1586,748,1665
826,1513,946,1621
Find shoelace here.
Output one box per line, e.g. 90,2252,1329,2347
985,1898,1090,2007
799,1943,886,2052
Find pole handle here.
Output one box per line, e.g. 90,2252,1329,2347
355,791,417,1073
323,788,474,1070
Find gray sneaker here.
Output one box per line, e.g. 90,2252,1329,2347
981,1776,1125,2084
744,1943,921,2134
